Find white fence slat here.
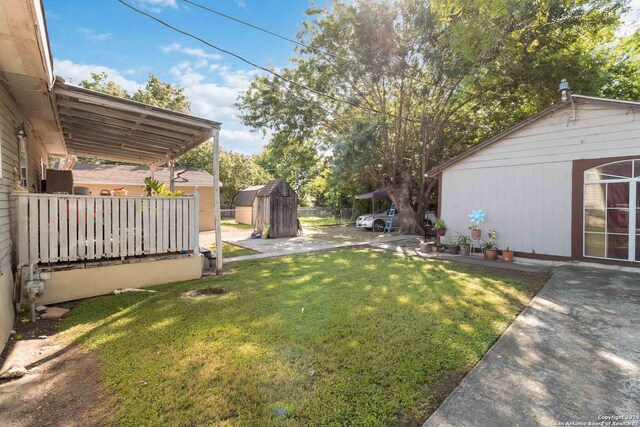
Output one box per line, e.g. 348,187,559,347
95,199,103,259
39,198,49,263
17,196,28,265
112,199,120,258
189,197,196,251
156,199,163,253
77,198,86,259
149,199,157,254
127,199,135,256
162,199,169,253
176,198,182,250
169,198,176,252
49,198,59,262
86,198,95,260
120,198,127,258
104,198,111,258
59,198,68,261
182,199,189,250
29,198,39,263
135,198,142,255
68,198,78,261
142,199,149,254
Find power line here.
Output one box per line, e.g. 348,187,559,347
183,0,435,88
115,0,423,123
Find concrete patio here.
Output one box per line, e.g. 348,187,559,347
424,266,640,426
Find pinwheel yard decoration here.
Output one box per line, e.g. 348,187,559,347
468,209,486,240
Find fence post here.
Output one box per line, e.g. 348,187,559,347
193,190,200,254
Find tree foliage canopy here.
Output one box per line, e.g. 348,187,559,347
238,0,633,232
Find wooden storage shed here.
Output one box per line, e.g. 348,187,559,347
255,179,297,238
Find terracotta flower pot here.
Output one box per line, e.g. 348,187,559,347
459,245,471,256
471,229,481,240
436,228,447,237
431,245,440,253
502,250,514,262
483,249,498,260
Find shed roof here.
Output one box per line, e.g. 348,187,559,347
54,78,220,166
427,95,640,176
72,164,215,187
256,179,285,197
234,185,264,206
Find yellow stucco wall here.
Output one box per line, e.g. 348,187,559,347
38,256,202,305
0,266,15,351
75,184,215,231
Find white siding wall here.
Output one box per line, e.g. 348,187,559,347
1,82,50,347
441,101,640,257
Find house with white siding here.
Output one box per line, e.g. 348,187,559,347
0,1,224,350
430,94,640,267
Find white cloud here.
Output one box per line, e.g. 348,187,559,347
161,43,222,60
133,0,177,13
53,59,143,94
78,28,113,41
53,58,266,153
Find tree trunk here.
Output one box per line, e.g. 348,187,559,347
384,170,422,235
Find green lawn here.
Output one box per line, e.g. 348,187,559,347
212,241,256,258
59,249,546,426
299,216,352,227
221,219,255,230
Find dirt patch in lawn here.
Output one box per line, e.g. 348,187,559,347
0,313,113,427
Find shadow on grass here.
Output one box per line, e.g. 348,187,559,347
58,248,549,426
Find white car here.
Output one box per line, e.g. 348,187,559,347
356,209,437,232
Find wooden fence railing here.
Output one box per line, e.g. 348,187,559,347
14,193,199,265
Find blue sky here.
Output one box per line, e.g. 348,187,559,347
44,0,640,154
44,0,322,154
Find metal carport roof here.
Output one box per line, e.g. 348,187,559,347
54,78,221,166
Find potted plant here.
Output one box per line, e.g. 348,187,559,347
458,235,471,256
434,218,447,236
482,241,499,260
502,246,514,262
444,237,459,254
431,242,440,252
468,223,482,240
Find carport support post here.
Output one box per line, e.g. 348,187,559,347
211,129,223,273
168,160,175,192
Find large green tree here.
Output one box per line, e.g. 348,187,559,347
239,0,627,233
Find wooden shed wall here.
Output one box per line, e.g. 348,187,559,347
255,181,297,238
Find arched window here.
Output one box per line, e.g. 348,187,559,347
584,160,640,262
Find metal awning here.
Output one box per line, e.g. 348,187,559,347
54,78,221,166
355,188,388,200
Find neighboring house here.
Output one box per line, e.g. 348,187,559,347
72,165,217,231
233,185,264,225
430,94,640,267
0,1,223,350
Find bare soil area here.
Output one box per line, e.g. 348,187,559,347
0,311,113,427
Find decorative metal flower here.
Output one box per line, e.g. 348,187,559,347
468,209,486,225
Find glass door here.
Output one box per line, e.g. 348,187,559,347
584,160,639,262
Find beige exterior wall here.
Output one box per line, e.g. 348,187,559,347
76,183,215,231
440,102,640,257
0,266,14,350
38,255,202,305
235,203,256,225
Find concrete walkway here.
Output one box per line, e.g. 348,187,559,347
424,267,640,426
223,235,414,264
